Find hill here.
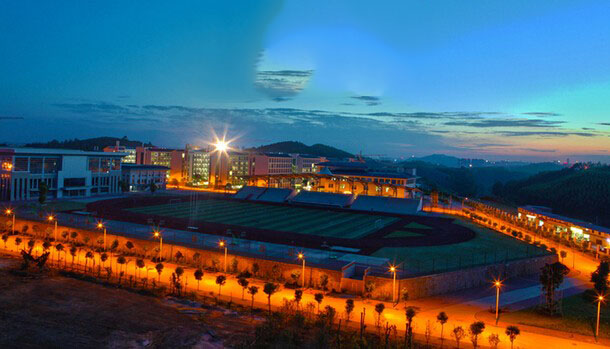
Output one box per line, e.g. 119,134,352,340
495,166,610,227
25,136,152,151
409,154,461,167
251,141,353,158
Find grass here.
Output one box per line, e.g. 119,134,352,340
127,199,398,239
500,293,610,339
384,230,424,238
403,222,432,230
17,200,87,213
372,219,549,274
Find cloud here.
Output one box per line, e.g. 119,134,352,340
599,123,610,126
443,118,565,128
272,97,292,102
497,131,596,137
0,116,25,120
519,148,557,153
521,112,561,117
254,69,313,99
351,95,381,106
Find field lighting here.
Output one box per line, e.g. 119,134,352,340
5,208,15,234
389,265,397,303
96,221,107,251
596,295,605,339
153,230,163,259
214,140,228,152
47,215,58,241
493,280,503,324
298,252,306,288
219,240,227,273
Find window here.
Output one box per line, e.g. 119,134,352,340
14,157,28,172
44,158,60,173
64,178,86,187
111,158,120,170
30,157,43,174
88,158,99,172
100,159,110,173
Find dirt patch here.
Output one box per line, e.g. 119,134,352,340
0,255,256,348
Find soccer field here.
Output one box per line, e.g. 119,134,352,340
127,199,398,239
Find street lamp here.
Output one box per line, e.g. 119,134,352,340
5,208,15,234
153,230,163,260
47,215,57,241
219,240,227,273
389,265,397,304
596,295,605,339
298,252,306,288
494,280,502,324
96,221,107,251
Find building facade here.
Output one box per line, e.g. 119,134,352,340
185,147,211,185
103,141,136,163
121,164,169,191
135,146,184,182
293,154,325,174
0,148,125,201
209,151,250,188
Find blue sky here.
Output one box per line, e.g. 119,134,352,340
1,1,609,161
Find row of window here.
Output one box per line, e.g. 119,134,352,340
12,157,60,174
88,158,121,172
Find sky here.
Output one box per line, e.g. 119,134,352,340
1,1,610,162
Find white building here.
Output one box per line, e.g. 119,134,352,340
0,148,126,201
121,164,169,191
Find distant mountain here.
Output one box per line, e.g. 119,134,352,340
251,141,353,158
25,136,152,151
408,154,461,167
495,166,610,227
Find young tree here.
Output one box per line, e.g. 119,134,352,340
1,234,8,248
293,289,303,309
505,326,520,349
560,250,568,264
55,243,64,266
401,287,409,308
125,241,134,254
85,251,94,272
100,252,108,268
216,275,227,296
374,303,385,331
488,333,500,349
345,299,355,323
136,258,145,279
155,262,164,282
15,237,22,251
540,262,569,314
238,277,250,300
69,246,78,269
263,282,278,314
70,231,78,243
452,326,465,349
252,263,260,277
175,266,184,291
405,306,417,348
248,285,259,312
314,293,324,313
437,311,449,345
116,255,126,279
469,321,485,348
42,241,51,259
194,268,204,291
591,261,609,295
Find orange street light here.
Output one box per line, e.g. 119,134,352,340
389,265,397,303
493,280,503,324
5,208,15,235
96,221,107,251
596,295,605,339
153,230,163,259
219,240,227,273
298,252,306,288
47,215,58,241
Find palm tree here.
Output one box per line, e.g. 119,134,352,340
194,268,204,290
55,243,64,267
314,293,324,313
238,277,249,300
69,246,77,269
263,282,278,315
216,275,227,296
248,285,259,312
437,311,449,345
345,299,355,323
155,263,164,282
505,326,520,349
85,251,94,272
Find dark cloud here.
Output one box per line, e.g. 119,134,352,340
272,97,292,102
52,102,132,114
599,122,610,126
497,131,596,137
582,127,595,130
351,95,381,106
444,118,565,128
519,148,557,153
254,69,314,99
0,116,25,120
521,112,561,117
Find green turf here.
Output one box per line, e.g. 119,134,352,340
500,293,610,339
372,219,550,274
384,230,424,238
403,222,433,230
127,199,398,239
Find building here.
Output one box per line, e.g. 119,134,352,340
292,154,325,174
185,146,211,185
121,164,169,191
518,205,610,255
103,141,136,163
250,153,293,175
135,146,185,182
0,148,125,201
209,151,250,188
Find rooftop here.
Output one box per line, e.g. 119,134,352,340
0,147,127,157
520,205,610,235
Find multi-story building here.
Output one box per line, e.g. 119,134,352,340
250,153,293,175
103,141,136,163
209,151,249,188
292,154,325,174
135,146,185,182
185,146,211,185
121,164,169,191
0,148,125,201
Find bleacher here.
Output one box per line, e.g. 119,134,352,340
233,186,266,200
350,196,422,215
291,191,355,208
255,188,295,203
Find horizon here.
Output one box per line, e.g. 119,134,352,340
1,1,610,162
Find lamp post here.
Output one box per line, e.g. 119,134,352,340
389,265,397,304
48,215,57,241
298,253,306,288
153,231,163,260
219,240,227,273
5,209,15,234
97,222,107,251
494,280,502,324
596,295,605,339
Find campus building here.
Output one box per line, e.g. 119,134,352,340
102,141,136,163
209,151,250,188
185,146,211,185
0,148,125,201
519,205,610,255
292,154,325,174
121,164,169,191
135,146,185,182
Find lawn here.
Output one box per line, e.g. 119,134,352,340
403,222,432,230
384,230,425,238
17,200,87,213
372,219,549,274
500,293,610,339
127,199,398,239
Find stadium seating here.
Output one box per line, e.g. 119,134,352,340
254,188,295,203
350,196,422,215
291,190,355,208
233,186,266,200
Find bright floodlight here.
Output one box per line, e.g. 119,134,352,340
5,209,11,215
214,140,228,152
389,265,396,272
600,295,605,301
97,222,103,228
494,281,501,287
153,231,160,238
47,215,54,221
298,253,304,259
219,240,225,247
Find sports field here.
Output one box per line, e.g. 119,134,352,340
127,199,399,239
